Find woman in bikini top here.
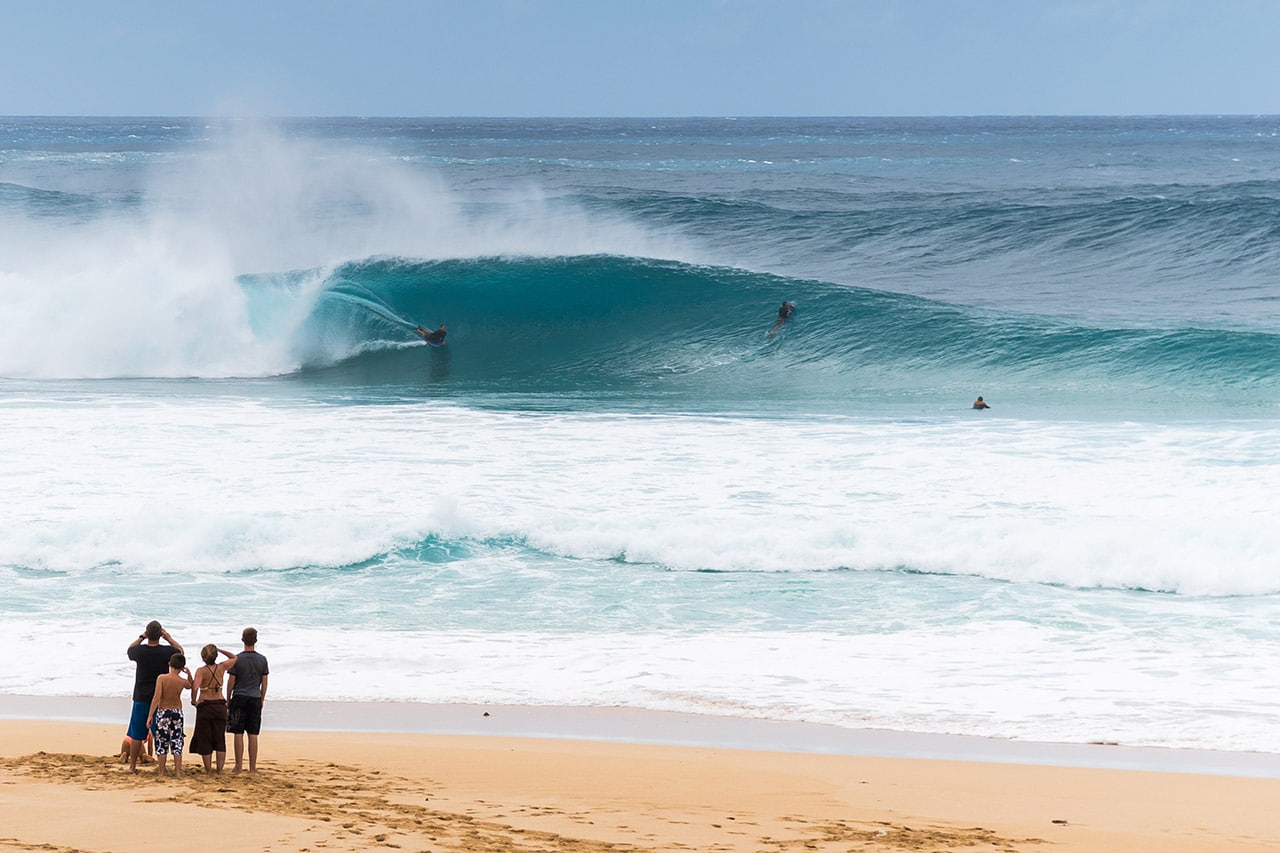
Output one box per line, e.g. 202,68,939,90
194,644,237,704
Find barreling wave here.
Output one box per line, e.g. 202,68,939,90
241,254,1280,414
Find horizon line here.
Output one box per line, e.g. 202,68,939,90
4,113,1280,121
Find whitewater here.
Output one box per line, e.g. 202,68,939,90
2,116,1279,753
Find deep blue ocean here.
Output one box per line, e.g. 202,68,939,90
2,116,1279,752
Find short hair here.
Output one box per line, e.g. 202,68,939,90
145,621,163,641
169,653,186,669
242,627,258,646
201,644,218,665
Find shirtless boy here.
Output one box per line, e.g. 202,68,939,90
148,653,193,777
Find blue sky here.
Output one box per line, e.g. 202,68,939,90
3,0,1279,116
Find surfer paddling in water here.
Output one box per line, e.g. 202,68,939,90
415,324,447,346
767,301,796,337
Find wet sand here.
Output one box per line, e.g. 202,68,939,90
1,698,1278,851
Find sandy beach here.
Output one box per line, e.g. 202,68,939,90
2,701,1279,852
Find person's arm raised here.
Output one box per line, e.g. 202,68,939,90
160,629,183,654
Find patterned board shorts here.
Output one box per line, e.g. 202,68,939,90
152,708,185,755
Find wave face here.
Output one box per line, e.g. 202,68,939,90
630,182,1280,329
237,254,1280,416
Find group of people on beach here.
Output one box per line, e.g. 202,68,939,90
124,622,269,777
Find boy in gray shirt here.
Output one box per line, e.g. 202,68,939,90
226,626,269,773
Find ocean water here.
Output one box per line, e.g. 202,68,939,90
2,116,1279,753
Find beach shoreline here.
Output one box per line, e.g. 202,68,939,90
3,709,1280,852
3,692,1279,779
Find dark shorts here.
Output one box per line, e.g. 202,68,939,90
226,694,263,736
126,700,151,741
189,698,228,755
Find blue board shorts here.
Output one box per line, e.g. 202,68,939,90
126,700,151,741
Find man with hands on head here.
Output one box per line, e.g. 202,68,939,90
125,621,182,772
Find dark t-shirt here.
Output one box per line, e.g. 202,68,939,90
228,650,269,699
128,643,175,702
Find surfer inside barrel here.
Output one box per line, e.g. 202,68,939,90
415,324,447,346
767,301,796,337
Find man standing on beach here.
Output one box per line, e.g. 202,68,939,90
226,626,269,773
126,621,182,772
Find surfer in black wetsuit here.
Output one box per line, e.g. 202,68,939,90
973,395,990,410
415,324,447,345
767,301,796,337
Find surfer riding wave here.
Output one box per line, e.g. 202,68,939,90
415,324,447,346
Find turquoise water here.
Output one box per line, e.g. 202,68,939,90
2,117,1279,751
